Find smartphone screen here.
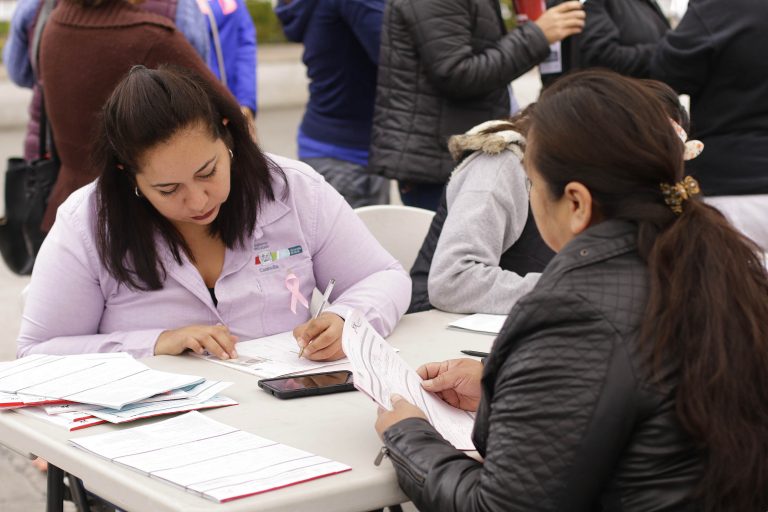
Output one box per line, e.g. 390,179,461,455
258,370,355,399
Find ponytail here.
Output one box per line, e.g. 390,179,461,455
642,200,768,511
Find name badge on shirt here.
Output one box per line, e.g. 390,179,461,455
253,243,304,272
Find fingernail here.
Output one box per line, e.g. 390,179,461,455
390,394,403,403
221,353,229,360
231,351,238,359
422,380,433,388
296,337,306,348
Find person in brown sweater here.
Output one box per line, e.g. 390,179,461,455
39,0,225,230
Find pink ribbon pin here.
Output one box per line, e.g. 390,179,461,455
285,272,309,314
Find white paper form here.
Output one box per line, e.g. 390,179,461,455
87,394,237,424
197,331,348,379
0,354,204,409
15,407,106,431
70,411,351,503
341,310,475,450
448,313,507,335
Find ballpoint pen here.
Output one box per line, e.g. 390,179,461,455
298,278,336,358
460,350,489,358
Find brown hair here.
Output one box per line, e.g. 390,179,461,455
527,70,768,510
92,65,283,290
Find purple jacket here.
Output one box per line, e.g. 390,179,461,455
17,155,411,358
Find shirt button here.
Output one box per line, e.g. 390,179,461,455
580,249,589,257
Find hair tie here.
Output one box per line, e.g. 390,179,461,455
660,176,700,214
670,119,704,161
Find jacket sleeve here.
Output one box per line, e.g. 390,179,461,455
3,0,38,88
17,200,164,359
233,0,257,112
340,0,385,64
398,0,551,99
579,0,657,77
308,177,411,336
383,292,636,511
428,152,539,314
174,0,211,62
650,4,712,96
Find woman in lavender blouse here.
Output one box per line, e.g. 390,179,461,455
16,66,411,361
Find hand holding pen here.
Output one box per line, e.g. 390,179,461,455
293,279,346,361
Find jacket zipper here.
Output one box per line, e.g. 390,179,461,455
374,446,425,485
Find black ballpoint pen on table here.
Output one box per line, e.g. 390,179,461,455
461,350,489,358
298,278,336,358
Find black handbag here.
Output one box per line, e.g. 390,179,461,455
0,0,58,275
0,147,59,275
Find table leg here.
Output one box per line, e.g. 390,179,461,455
67,473,92,512
46,463,65,512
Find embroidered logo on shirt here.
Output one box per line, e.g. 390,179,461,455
254,245,303,266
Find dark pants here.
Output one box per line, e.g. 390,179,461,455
397,181,445,211
302,157,390,208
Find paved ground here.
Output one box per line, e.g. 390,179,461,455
0,42,544,510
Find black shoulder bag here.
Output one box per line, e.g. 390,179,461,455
0,0,59,275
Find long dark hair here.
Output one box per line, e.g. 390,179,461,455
93,65,283,290
527,70,768,510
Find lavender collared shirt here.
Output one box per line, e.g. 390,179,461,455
17,155,411,358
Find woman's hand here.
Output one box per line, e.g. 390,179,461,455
375,394,428,439
534,1,585,44
293,312,345,361
154,324,238,359
418,358,484,411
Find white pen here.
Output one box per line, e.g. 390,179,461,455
298,278,336,358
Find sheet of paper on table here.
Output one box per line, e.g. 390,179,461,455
448,313,507,335
70,411,351,503
195,330,349,378
0,354,204,409
342,309,476,450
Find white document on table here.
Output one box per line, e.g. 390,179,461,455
0,354,204,409
70,411,351,503
196,331,349,379
448,313,507,335
342,310,476,450
15,406,106,431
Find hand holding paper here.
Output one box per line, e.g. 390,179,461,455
341,310,475,450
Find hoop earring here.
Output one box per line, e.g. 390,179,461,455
228,148,234,160
134,186,142,198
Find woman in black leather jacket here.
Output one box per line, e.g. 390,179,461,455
375,70,768,511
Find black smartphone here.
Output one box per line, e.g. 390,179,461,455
258,370,356,399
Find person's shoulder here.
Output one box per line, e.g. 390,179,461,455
448,149,524,196
57,182,97,220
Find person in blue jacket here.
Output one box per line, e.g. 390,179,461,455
275,0,389,208
198,0,257,127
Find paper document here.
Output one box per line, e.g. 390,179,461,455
342,310,475,450
0,354,204,409
449,314,507,335
15,406,106,431
71,411,351,503
197,331,348,379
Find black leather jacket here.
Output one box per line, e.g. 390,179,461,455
383,220,703,511
368,0,550,184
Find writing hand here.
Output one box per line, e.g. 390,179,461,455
417,358,483,412
154,324,238,359
293,312,345,361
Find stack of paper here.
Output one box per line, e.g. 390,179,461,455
0,354,237,430
448,313,507,335
196,331,350,378
342,310,476,450
71,411,351,503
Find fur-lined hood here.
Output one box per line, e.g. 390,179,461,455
448,120,525,177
